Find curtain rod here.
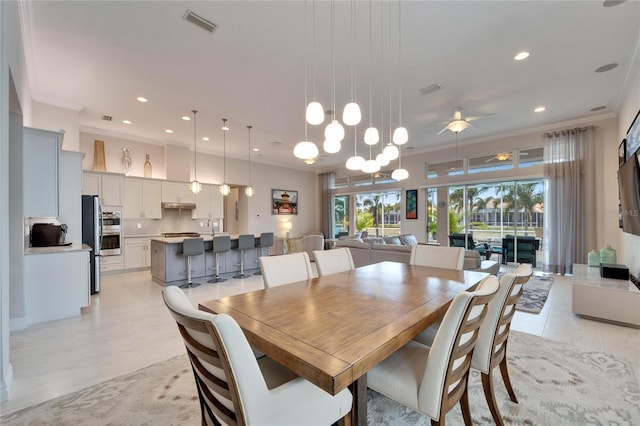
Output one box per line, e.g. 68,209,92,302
543,125,596,138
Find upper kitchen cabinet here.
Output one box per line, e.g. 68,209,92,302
23,127,62,217
193,184,224,219
58,151,84,243
161,181,195,204
82,172,123,206
123,177,161,219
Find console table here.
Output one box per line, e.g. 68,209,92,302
572,264,640,327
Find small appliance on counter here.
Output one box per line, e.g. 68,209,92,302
30,223,70,247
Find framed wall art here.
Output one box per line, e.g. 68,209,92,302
272,189,298,215
406,189,418,219
619,139,626,167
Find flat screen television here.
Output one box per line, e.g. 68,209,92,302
618,151,640,236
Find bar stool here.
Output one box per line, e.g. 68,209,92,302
180,237,204,288
208,235,231,283
254,232,275,275
233,234,255,279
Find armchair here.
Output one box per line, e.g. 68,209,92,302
449,233,491,260
501,236,540,267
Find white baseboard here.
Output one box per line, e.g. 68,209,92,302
10,316,26,331
0,363,14,402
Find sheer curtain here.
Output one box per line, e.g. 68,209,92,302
543,126,596,275
320,172,335,240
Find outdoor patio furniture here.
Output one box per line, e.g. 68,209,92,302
449,233,492,260
502,236,540,267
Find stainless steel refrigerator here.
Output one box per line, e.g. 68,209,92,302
82,195,101,294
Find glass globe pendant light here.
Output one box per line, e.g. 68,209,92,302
342,0,361,126
383,142,399,161
391,145,409,181
392,1,408,146
220,118,231,196
324,0,344,150
189,109,201,194
363,1,378,145
245,125,254,197
305,0,324,125
323,138,341,154
345,126,365,170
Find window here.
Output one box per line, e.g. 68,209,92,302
332,177,348,189
333,195,350,238
426,159,464,178
519,147,544,168
355,191,401,236
468,154,513,174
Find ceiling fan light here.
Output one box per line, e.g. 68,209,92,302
325,120,345,142
447,120,469,133
364,127,380,145
376,152,390,166
220,183,231,196
496,152,511,161
245,185,255,197
361,159,381,173
323,138,341,154
306,101,325,125
383,143,399,161
391,168,409,181
345,155,366,170
392,127,408,145
342,102,362,126
293,141,319,160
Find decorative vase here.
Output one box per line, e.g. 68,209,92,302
121,148,132,176
599,244,617,264
144,154,152,178
587,250,600,267
92,140,106,171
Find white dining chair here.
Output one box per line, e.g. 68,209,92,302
259,252,314,288
410,245,465,270
471,264,532,426
368,275,499,426
313,248,355,276
163,286,352,425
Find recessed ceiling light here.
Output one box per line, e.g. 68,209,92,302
202,137,210,141
514,51,530,61
182,116,191,121
136,97,148,103
253,148,260,152
165,129,174,134
122,120,132,124
590,106,607,112
595,63,618,73
534,106,546,113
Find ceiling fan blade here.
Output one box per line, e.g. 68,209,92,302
466,113,496,122
485,156,498,163
437,126,449,135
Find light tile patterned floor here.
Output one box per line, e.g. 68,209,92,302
1,266,639,416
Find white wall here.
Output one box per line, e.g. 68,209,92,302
617,40,640,278
31,101,80,151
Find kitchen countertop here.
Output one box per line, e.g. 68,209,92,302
25,243,92,255
150,234,260,244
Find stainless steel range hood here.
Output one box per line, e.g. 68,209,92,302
161,202,196,210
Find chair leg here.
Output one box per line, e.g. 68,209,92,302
180,256,201,288
499,356,518,403
460,385,472,426
431,420,442,426
481,371,505,426
208,253,227,283
233,249,249,279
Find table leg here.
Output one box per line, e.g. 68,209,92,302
338,374,367,426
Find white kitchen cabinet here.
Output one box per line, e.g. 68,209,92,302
82,172,124,206
193,184,224,219
123,178,161,219
124,237,151,269
58,151,83,243
161,181,195,203
23,127,62,217
100,254,123,272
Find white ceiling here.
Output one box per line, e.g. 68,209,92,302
22,1,640,173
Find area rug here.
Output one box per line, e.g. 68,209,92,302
2,332,638,426
515,275,554,314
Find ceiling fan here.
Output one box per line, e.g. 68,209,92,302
437,107,495,135
484,151,528,162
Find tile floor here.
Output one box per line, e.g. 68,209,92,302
1,265,639,416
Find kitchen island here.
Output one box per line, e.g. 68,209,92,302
150,234,261,285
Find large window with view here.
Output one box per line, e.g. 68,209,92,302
355,191,401,237
333,195,350,238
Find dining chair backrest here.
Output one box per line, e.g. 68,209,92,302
313,248,355,276
419,275,499,421
410,245,465,270
259,252,314,288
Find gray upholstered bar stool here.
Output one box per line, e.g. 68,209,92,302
254,232,275,275
233,234,255,279
180,237,204,288
208,235,231,283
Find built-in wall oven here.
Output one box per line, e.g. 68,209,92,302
101,211,122,256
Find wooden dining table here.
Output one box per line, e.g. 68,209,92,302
199,261,489,425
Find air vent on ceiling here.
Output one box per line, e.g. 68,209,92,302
183,9,217,33
419,83,443,96
102,115,112,121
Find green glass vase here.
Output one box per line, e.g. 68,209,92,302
599,245,617,264
587,250,600,267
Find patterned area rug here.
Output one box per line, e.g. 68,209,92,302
2,332,638,425
515,275,554,314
